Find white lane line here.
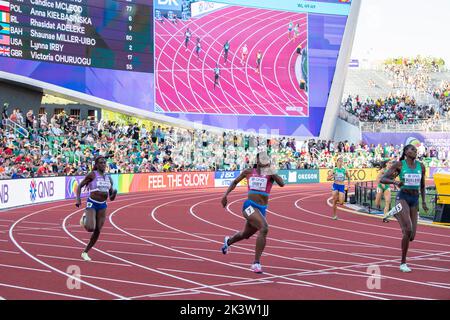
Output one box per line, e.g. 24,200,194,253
276,281,313,287
36,254,132,267
81,275,186,290
158,268,252,280
366,264,449,273
0,263,51,273
287,240,378,248
21,242,83,250
171,246,253,255
230,262,310,272
106,250,204,262
238,243,326,252
357,290,435,300
0,282,96,300
121,228,180,234
16,233,68,239
428,281,450,287
0,250,19,254
139,235,210,243
82,239,154,247
293,257,366,265
104,194,259,300
70,230,128,237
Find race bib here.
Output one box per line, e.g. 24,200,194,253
245,206,255,216
87,202,93,208
404,173,421,186
335,172,345,182
249,177,268,191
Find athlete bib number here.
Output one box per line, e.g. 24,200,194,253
335,173,345,182
87,202,93,208
249,177,268,191
404,174,421,186
245,206,255,217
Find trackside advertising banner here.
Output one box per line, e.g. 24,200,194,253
214,170,320,187
277,170,320,184
319,168,378,183
0,177,66,209
214,171,242,187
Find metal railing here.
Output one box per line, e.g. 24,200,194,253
2,119,30,138
354,182,447,221
360,119,450,133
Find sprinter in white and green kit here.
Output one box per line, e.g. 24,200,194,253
381,144,428,273
327,157,351,220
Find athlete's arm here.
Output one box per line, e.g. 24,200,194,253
221,169,250,208
76,172,94,207
374,171,382,186
380,161,402,187
420,162,428,212
327,169,334,181
109,176,117,201
272,174,285,187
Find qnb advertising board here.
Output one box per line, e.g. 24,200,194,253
0,0,153,109
154,0,353,136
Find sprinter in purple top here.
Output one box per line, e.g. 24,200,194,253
76,156,117,261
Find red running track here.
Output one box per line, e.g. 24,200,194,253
155,6,308,116
0,184,449,300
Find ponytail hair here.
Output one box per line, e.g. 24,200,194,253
399,144,414,161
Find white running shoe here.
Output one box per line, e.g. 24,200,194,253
81,252,91,261
400,263,411,273
251,263,263,274
221,236,230,255
332,215,338,220
79,214,86,227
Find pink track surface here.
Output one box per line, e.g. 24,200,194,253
155,6,308,116
1,184,449,300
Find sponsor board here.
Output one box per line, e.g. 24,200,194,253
146,172,214,190
277,170,320,184
191,1,229,17
319,168,378,183
155,0,182,15
429,167,450,178
65,176,90,199
0,177,65,209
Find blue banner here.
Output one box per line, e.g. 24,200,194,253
155,0,183,12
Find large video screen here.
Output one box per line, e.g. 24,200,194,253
154,0,351,136
0,0,352,137
0,0,154,108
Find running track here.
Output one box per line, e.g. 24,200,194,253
155,6,308,116
0,184,449,300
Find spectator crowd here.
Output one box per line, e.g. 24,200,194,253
1,106,449,180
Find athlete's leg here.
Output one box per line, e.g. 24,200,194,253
394,199,412,265
375,189,382,209
409,204,419,242
244,207,268,264
383,189,392,217
84,208,97,232
84,208,107,253
338,191,345,205
227,220,258,246
331,190,339,218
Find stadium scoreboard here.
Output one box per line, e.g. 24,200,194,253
2,0,153,72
